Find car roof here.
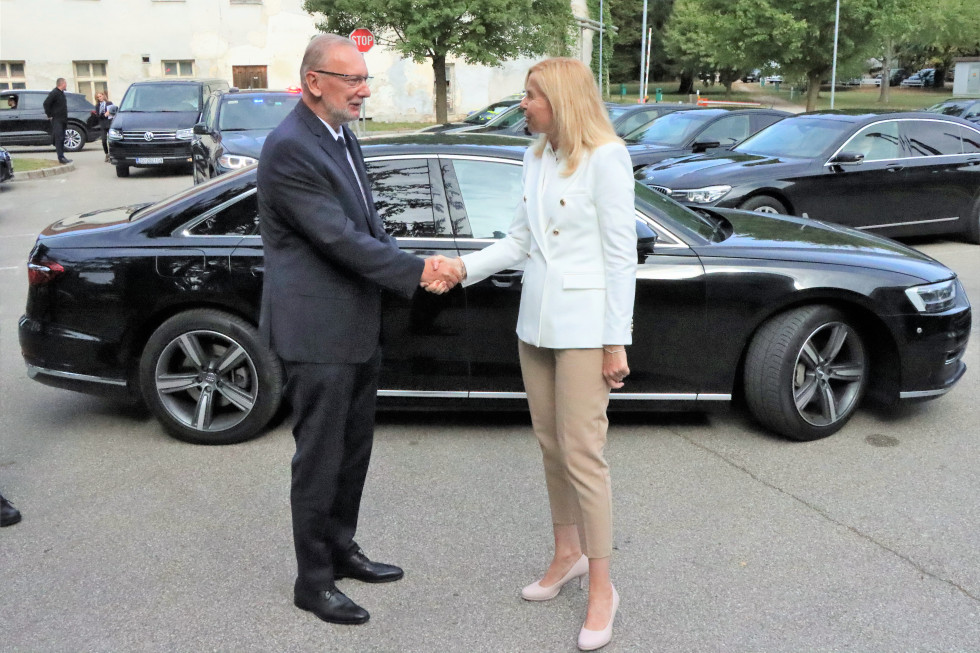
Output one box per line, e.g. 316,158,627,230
360,133,530,157
129,78,227,85
219,90,298,99
798,110,976,124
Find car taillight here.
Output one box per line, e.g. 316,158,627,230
27,257,65,286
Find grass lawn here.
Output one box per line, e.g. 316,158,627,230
12,157,59,173
760,85,952,111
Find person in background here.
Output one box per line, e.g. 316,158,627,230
436,57,637,651
93,91,114,163
43,78,70,165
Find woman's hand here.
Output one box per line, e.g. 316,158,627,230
602,348,629,389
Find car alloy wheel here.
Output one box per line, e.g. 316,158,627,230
63,126,85,152
745,305,867,440
139,309,283,444
738,195,788,215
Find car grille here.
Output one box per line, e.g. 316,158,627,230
649,185,672,196
110,142,190,158
119,130,179,142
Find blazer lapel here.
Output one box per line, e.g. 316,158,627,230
343,126,384,237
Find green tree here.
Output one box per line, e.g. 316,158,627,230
302,0,574,123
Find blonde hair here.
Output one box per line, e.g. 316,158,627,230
526,58,621,175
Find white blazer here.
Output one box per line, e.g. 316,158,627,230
462,140,637,349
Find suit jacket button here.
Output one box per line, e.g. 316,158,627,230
560,198,566,206
552,229,559,236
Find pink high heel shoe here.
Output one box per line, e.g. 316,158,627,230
577,585,619,651
520,554,588,601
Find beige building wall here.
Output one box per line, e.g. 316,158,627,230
0,0,556,121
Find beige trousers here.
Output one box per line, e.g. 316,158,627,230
518,340,613,558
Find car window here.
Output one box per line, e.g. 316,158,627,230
120,84,200,112
964,103,980,120
367,159,445,238
844,121,901,161
958,124,980,153
0,93,18,111
926,100,971,116
451,159,523,239
218,96,300,131
615,110,659,136
736,117,852,158
903,120,965,156
187,190,259,236
66,94,92,111
17,93,44,111
697,115,751,146
625,111,716,146
201,96,218,129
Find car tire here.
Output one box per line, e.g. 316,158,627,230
739,195,788,215
964,196,980,245
64,123,86,152
138,309,284,445
744,305,867,441
115,164,129,178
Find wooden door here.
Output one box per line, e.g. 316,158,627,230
232,66,267,89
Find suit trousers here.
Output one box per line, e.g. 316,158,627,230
518,340,613,558
283,346,381,590
51,119,66,160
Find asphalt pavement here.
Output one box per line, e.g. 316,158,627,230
1,146,979,652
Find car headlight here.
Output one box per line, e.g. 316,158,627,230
175,128,195,140
218,154,258,170
905,280,956,313
107,128,122,141
672,185,732,204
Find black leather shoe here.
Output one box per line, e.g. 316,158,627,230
58,158,71,165
1,495,21,527
335,547,404,583
294,585,369,625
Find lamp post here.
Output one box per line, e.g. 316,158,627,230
830,0,841,109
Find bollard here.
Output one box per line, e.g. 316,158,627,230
620,83,627,98
655,88,662,102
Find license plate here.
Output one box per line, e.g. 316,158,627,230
135,157,164,165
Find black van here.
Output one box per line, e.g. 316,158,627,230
108,78,229,177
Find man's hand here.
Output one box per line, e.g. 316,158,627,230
420,256,464,295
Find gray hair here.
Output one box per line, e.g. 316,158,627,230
300,34,357,92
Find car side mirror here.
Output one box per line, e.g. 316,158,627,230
108,105,117,115
692,140,721,153
637,235,658,262
193,122,209,135
829,151,865,165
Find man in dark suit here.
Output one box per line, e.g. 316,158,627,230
43,78,70,164
257,34,459,625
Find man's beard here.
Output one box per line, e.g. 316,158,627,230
327,104,355,126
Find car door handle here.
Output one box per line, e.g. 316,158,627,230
250,264,264,276
491,270,522,288
885,164,903,172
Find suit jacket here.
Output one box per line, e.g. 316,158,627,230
95,100,114,129
461,141,637,348
43,87,67,120
256,100,424,364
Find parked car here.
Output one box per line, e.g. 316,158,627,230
900,69,935,87
624,107,790,169
190,88,301,184
0,89,100,152
742,70,761,83
634,111,980,242
0,146,13,182
445,103,529,135
875,68,906,86
607,103,700,137
19,135,970,446
417,96,523,133
925,98,980,123
108,78,230,178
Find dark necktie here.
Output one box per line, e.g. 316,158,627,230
331,134,376,234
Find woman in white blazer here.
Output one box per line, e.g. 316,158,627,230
439,58,636,651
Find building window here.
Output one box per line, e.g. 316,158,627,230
0,61,27,90
74,61,108,102
163,60,194,77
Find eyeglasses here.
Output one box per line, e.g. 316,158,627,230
312,70,373,88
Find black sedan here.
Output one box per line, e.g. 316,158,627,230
19,135,971,446
926,98,980,123
636,111,980,243
191,89,301,184
0,146,12,182
624,107,790,169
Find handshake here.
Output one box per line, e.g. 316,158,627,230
420,255,466,295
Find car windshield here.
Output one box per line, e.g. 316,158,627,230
733,117,853,158
219,95,300,131
606,105,631,120
635,182,719,241
463,101,517,125
119,84,200,112
926,101,971,116
482,105,525,128
624,111,716,146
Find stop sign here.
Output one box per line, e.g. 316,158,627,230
349,29,374,53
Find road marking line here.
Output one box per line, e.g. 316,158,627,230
0,266,21,271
